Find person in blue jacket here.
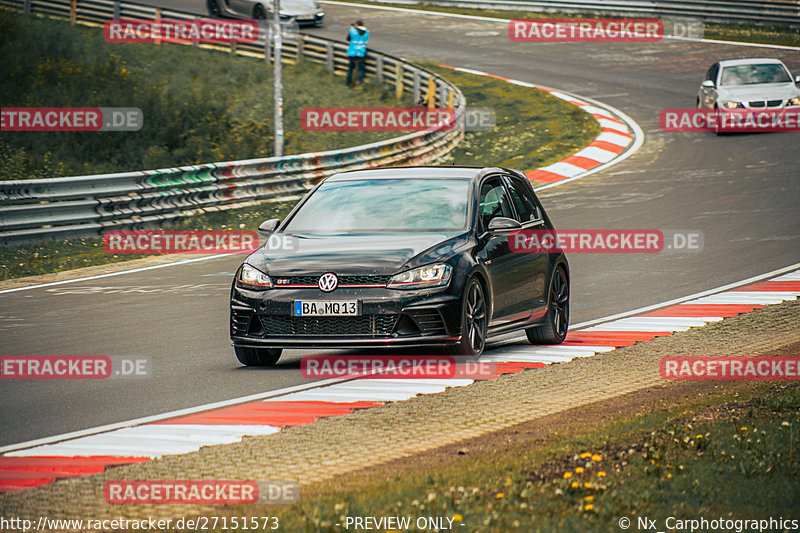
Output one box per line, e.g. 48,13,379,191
346,20,369,87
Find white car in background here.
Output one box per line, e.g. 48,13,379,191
207,0,324,26
697,58,800,111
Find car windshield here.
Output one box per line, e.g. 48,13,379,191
283,178,471,233
719,64,791,86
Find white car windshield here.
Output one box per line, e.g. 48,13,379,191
720,64,791,86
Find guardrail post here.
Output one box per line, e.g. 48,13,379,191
375,56,383,85
438,81,447,108
230,41,237,55
296,34,304,61
426,77,436,109
154,9,162,44
264,26,272,63
23,0,31,14
447,91,455,109
395,63,403,99
413,71,420,105
325,42,334,73
70,0,77,24
113,0,120,18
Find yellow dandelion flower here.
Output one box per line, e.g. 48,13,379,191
598,471,607,477
741,427,747,431
585,504,594,511
584,495,594,501
496,493,504,499
563,472,573,479
591,454,602,462
584,482,591,488
453,514,463,522
667,473,673,479
571,481,579,488
696,434,703,439
575,467,584,473
580,452,592,458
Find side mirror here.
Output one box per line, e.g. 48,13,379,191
487,217,522,232
795,75,800,85
701,80,715,89
258,218,280,236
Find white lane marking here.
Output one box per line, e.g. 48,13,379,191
689,293,797,305
596,131,633,146
481,354,579,363
6,425,281,458
499,263,800,346
320,1,800,51
0,254,237,295
573,146,618,163
0,377,353,454
773,272,800,281
596,118,630,133
539,162,586,178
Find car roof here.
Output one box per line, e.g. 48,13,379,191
326,166,508,182
718,58,786,68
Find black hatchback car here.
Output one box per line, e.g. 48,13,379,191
230,166,569,365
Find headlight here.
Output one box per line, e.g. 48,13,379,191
788,97,800,106
388,263,452,290
237,264,272,290
721,101,744,109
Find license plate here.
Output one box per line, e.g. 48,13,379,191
293,300,359,317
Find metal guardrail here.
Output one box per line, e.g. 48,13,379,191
0,0,466,244
401,0,800,25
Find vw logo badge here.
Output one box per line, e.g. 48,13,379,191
318,272,338,292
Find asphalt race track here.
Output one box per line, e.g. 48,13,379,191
0,3,798,448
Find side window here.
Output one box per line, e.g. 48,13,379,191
705,63,719,84
504,176,540,223
478,177,514,229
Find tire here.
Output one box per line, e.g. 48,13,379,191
253,4,267,19
452,277,488,357
234,345,282,366
526,266,569,345
206,0,221,17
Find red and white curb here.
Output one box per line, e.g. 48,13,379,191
437,64,643,189
2,264,799,494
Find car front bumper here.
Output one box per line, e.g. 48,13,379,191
230,285,463,349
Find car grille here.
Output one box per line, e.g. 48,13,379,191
749,100,783,108
259,314,398,337
273,275,391,287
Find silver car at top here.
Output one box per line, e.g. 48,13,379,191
207,0,324,26
697,58,800,111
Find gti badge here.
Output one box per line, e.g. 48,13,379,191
318,272,338,292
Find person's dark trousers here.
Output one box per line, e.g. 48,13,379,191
346,56,366,86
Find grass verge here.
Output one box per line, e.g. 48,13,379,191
256,382,800,532
1,63,599,281
326,0,800,48
0,8,411,180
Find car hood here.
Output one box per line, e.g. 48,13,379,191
281,0,319,15
717,82,800,102
248,232,472,276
